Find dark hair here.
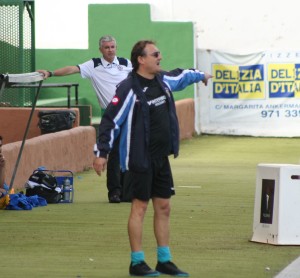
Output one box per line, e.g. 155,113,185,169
0,136,2,141
130,40,156,71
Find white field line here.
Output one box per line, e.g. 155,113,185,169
274,256,300,278
178,186,202,188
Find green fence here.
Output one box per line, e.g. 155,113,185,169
0,0,35,106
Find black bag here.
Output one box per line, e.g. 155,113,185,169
25,171,63,203
26,187,62,204
38,110,76,134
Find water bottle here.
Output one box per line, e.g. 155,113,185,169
63,177,71,202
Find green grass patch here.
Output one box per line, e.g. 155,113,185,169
1,135,300,277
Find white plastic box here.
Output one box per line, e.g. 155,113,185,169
251,163,300,245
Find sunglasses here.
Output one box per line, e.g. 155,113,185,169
148,51,161,58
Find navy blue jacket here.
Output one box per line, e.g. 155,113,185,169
94,68,205,172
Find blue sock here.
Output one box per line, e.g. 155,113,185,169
131,251,145,266
157,246,172,263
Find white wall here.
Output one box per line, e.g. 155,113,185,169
35,0,300,53
35,0,172,49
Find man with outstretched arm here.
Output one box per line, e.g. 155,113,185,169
38,35,132,203
93,39,212,276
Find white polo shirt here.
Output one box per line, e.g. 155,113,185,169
79,56,132,108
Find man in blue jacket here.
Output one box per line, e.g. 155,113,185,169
93,40,212,276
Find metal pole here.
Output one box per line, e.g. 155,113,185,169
9,79,43,191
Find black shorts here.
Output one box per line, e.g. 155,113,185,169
124,156,175,201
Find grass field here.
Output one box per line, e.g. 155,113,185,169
1,135,300,278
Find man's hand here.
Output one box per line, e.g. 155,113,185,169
37,70,50,79
0,152,5,168
201,72,213,86
93,157,107,176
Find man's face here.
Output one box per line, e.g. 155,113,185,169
100,41,117,63
140,44,162,75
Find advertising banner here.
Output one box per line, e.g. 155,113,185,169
196,50,300,137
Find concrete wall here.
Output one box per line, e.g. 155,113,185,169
176,99,195,140
0,107,80,144
36,0,299,53
2,126,96,190
1,99,195,190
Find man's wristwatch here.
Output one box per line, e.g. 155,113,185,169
47,71,54,77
